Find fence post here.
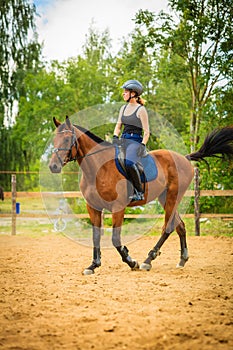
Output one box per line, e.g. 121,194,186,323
11,174,16,236
194,167,200,236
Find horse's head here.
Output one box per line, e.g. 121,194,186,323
49,116,78,173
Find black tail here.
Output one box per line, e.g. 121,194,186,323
186,126,233,162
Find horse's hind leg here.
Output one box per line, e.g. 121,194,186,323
83,204,102,275
112,210,139,270
140,228,171,271
176,215,189,268
140,188,179,271
140,187,189,271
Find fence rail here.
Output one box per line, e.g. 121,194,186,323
2,189,233,222
0,213,233,219
4,189,233,198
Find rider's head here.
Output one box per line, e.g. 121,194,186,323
121,79,145,105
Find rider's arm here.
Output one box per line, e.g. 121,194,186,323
138,107,150,145
113,107,124,137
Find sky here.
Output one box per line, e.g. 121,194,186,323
33,0,170,61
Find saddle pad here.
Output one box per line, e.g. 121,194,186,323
115,147,158,183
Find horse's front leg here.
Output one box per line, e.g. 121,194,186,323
83,204,102,275
112,210,139,270
176,217,189,268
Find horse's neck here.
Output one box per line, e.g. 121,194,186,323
76,130,112,172
76,130,99,157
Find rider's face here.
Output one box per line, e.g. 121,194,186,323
122,89,130,100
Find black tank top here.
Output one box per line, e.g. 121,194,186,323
121,104,143,135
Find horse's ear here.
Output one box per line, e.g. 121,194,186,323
53,117,61,127
65,115,72,129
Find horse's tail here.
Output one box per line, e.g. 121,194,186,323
186,126,233,163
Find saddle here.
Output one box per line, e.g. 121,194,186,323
115,145,158,183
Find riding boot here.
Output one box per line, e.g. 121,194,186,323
126,164,144,201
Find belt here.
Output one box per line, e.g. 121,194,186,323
122,133,142,137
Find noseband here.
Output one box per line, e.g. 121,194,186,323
52,128,78,166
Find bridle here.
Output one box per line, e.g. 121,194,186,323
52,128,78,166
52,127,114,166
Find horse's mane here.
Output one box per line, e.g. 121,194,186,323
74,124,112,146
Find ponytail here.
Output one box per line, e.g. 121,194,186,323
137,96,146,106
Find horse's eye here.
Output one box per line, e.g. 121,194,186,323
64,137,69,144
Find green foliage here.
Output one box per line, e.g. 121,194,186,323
134,0,233,151
198,156,233,213
65,24,113,109
151,51,191,135
0,0,41,124
0,0,41,189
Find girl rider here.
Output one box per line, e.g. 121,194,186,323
113,79,150,201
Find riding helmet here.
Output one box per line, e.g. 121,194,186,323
121,79,143,96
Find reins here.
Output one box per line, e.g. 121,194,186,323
76,146,114,160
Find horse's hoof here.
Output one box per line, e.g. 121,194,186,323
131,260,139,270
83,268,94,275
140,262,152,271
176,263,184,269
176,258,187,268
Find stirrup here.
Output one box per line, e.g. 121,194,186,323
129,191,144,202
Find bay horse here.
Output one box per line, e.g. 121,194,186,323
49,116,233,274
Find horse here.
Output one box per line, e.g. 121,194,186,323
49,116,233,275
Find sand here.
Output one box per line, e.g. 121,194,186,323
0,233,232,349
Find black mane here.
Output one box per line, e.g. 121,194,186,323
74,124,112,146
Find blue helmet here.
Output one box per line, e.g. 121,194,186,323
121,79,143,96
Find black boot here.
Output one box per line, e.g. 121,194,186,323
126,164,144,201
116,246,138,269
86,247,101,271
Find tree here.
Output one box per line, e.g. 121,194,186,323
150,50,191,135
8,65,76,190
0,0,41,189
4,24,114,190
0,0,41,126
134,0,233,151
109,28,155,103
65,23,113,110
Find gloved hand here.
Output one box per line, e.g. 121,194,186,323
137,143,147,157
112,135,121,145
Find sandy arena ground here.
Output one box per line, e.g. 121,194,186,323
0,233,232,350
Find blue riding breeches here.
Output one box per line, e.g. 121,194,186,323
121,133,142,167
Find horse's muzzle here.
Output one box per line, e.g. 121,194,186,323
49,163,62,173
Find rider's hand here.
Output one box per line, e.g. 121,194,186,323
112,135,121,145
137,143,147,157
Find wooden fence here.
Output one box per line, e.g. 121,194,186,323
1,174,232,236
